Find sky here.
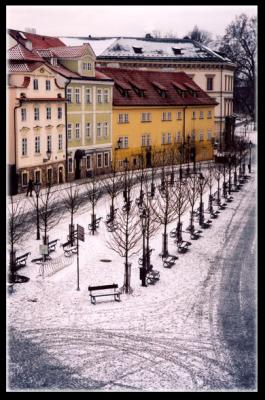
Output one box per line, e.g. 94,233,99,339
7,5,257,39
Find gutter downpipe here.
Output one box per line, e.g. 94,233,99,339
64,78,71,183
13,99,22,194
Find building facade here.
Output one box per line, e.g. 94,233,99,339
62,36,235,144
97,68,217,169
8,45,67,194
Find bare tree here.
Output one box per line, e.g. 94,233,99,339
62,184,83,245
150,176,177,257
186,174,200,232
102,163,122,223
31,184,63,245
85,175,102,235
187,25,213,45
219,13,256,121
213,165,222,207
173,180,189,243
8,197,31,281
106,203,142,294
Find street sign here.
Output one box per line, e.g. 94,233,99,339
39,245,48,255
77,224,85,242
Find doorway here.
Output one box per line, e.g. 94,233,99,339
58,166,64,183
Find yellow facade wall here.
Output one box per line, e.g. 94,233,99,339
112,105,216,167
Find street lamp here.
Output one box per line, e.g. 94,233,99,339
33,181,41,240
140,208,147,287
186,135,190,176
248,140,252,173
228,155,232,195
198,173,204,226
43,149,52,163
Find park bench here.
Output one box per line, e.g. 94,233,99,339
226,195,233,203
162,254,178,268
190,230,201,240
61,240,72,250
63,245,77,257
122,200,132,212
48,239,59,253
146,268,160,285
106,220,118,232
88,284,121,305
31,255,51,264
105,208,118,224
177,240,191,253
15,252,31,269
88,217,102,232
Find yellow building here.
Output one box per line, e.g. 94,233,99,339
97,68,218,169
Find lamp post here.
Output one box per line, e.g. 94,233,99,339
186,135,190,177
228,155,232,195
33,181,41,240
199,173,204,226
140,208,147,287
248,140,252,173
123,157,129,204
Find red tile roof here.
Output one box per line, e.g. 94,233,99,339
8,44,44,61
8,29,65,49
8,62,44,73
47,62,80,78
97,68,218,107
49,44,94,59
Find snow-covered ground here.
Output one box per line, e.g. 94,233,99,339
7,129,257,392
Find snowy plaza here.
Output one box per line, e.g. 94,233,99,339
7,127,257,392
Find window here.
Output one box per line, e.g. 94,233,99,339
35,170,41,183
75,123,80,139
207,77,213,91
199,111,204,119
35,136,40,154
58,134,63,150
103,89,109,103
146,134,151,146
47,168,52,183
104,152,109,167
86,155,92,169
33,79,38,90
119,137,128,148
103,122,108,137
57,107,62,119
162,133,166,145
192,111,196,120
207,129,212,141
21,108,26,121
47,135,52,152
67,88,72,103
85,122,91,138
141,112,151,122
97,153,102,168
83,62,92,70
97,122,101,137
176,132,181,143
168,133,172,144
22,172,28,187
67,123,72,140
177,111,182,120
46,80,51,91
46,107,51,120
34,107,39,121
191,129,196,142
141,135,146,147
75,88,81,103
68,157,73,173
22,138,27,156
199,130,204,142
118,113,129,123
162,112,171,121
85,88,91,103
97,89,102,103
207,110,212,119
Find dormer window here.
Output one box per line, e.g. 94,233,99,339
133,46,143,54
115,81,131,97
83,62,92,70
152,81,167,98
51,57,57,66
172,47,182,55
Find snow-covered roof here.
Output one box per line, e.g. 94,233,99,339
60,37,117,56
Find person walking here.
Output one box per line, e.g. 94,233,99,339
26,179,33,197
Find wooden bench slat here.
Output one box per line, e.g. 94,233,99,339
88,284,118,291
